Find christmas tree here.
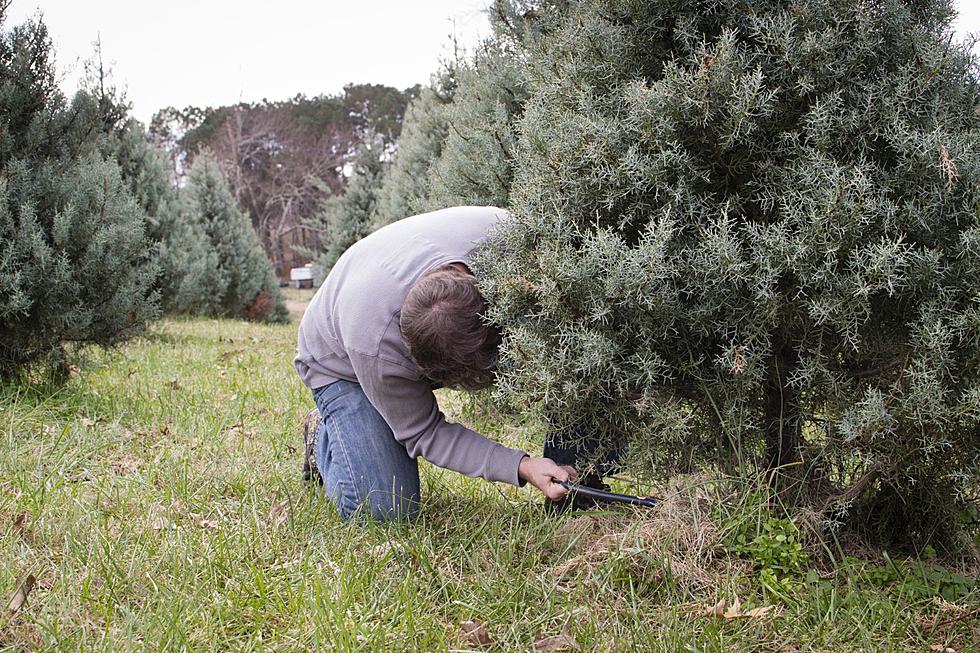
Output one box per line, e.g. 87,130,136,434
181,155,287,322
0,12,158,380
311,135,389,273
475,0,980,543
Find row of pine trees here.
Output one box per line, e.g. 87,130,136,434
2,0,977,546
316,0,980,548
0,9,285,381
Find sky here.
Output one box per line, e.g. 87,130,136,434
6,0,493,123
7,0,980,125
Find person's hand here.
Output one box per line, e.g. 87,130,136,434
518,456,577,500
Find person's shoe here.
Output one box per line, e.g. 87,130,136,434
301,408,322,485
545,474,614,514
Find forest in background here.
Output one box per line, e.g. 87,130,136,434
147,85,418,276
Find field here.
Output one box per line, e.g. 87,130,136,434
1,309,978,652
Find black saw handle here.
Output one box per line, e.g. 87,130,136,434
555,480,658,508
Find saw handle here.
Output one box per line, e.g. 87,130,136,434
554,480,658,508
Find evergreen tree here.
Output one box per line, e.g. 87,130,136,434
476,0,980,544
108,119,222,315
157,197,224,316
181,155,287,322
423,43,526,211
423,3,544,211
0,10,158,380
77,50,223,318
371,76,455,229
312,136,388,273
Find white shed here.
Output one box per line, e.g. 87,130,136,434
290,265,316,289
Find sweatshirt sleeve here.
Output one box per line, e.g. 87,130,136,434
349,351,527,485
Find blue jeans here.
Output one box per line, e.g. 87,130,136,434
312,380,421,521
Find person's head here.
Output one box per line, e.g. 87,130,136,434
400,264,501,390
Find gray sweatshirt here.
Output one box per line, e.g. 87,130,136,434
293,206,527,485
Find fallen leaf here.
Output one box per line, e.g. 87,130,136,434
36,574,56,591
704,597,775,620
269,500,289,529
219,348,244,361
191,513,219,530
12,513,27,533
458,619,492,647
7,574,35,614
723,596,743,619
370,542,392,558
111,453,140,476
534,618,580,652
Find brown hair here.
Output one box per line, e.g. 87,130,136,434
400,264,501,390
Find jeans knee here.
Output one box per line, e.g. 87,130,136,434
333,488,420,522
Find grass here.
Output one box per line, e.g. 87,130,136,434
1,316,978,651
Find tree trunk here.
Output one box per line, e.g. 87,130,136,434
764,342,802,471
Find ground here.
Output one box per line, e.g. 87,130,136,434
1,313,977,651
280,286,313,321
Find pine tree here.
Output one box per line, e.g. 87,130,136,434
423,3,545,211
312,136,388,273
74,43,228,319
102,118,217,314
181,155,287,322
475,0,980,544
423,42,527,211
0,10,158,380
370,75,455,229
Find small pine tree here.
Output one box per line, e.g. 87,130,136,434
157,199,225,316
0,12,158,380
423,4,540,211
312,136,388,273
103,118,221,314
366,2,545,228
475,0,980,545
371,75,455,229
182,155,287,322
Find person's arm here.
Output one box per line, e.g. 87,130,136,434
350,353,573,497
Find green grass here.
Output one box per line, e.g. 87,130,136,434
1,317,978,651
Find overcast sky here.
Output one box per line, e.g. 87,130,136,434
7,1,980,124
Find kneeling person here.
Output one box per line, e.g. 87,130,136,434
293,206,575,520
